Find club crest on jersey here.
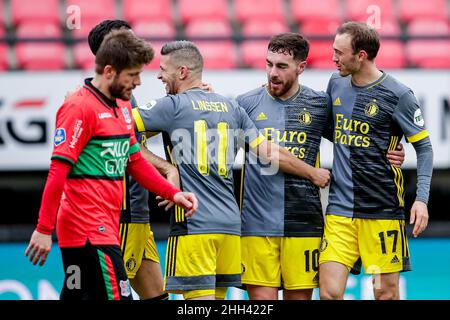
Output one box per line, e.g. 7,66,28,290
414,109,424,127
365,100,379,117
126,256,137,272
122,107,132,123
298,109,312,125
120,280,131,297
138,100,157,111
54,128,66,146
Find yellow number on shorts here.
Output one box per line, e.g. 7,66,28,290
194,120,228,177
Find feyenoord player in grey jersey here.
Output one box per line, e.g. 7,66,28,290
319,22,433,300
133,41,331,300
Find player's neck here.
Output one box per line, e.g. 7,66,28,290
278,81,300,101
177,78,203,94
351,64,383,87
91,76,114,101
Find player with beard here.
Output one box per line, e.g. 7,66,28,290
25,30,198,300
236,33,406,300
132,40,331,300
87,19,180,300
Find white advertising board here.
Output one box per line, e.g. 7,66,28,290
0,70,448,170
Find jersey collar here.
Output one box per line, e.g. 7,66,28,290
83,78,119,109
350,71,389,90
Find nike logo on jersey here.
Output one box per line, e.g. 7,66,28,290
333,97,341,106
256,112,268,121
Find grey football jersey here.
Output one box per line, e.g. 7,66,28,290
133,88,263,236
237,85,330,237
327,72,430,219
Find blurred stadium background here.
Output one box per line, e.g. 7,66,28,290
0,0,449,300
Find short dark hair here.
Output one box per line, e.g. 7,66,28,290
88,19,131,55
161,41,203,75
268,33,310,61
95,29,154,74
336,22,380,60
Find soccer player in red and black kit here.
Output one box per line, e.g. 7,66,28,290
25,30,197,300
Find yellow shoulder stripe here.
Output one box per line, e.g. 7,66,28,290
407,130,429,143
132,108,146,132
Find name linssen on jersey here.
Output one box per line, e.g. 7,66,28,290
334,113,371,147
191,100,229,113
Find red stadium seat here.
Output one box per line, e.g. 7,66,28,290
16,43,65,70
185,19,233,38
195,41,237,69
240,40,269,69
241,18,289,37
0,27,7,70
307,41,335,69
375,18,402,37
178,0,228,24
291,0,341,23
16,21,62,38
0,44,7,71
132,20,176,40
67,0,116,23
398,0,448,22
73,43,94,70
345,0,395,21
144,41,164,70
11,0,60,26
406,40,450,68
71,19,107,39
407,18,450,36
300,19,340,36
123,0,173,25
234,0,285,23
15,21,65,70
0,1,4,26
375,40,405,69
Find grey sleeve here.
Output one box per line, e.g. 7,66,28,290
392,90,429,143
393,90,433,204
322,94,334,142
134,96,176,133
411,136,433,204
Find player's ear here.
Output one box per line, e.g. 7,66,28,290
297,60,307,75
103,65,116,80
358,50,368,62
179,66,189,80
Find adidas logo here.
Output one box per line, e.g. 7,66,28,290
333,97,341,106
391,255,400,264
256,112,268,121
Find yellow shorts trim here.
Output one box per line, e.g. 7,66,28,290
164,234,241,294
120,222,160,279
319,215,411,274
241,236,321,290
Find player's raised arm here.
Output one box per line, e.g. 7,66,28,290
251,139,331,188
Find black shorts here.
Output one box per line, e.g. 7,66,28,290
60,242,132,300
